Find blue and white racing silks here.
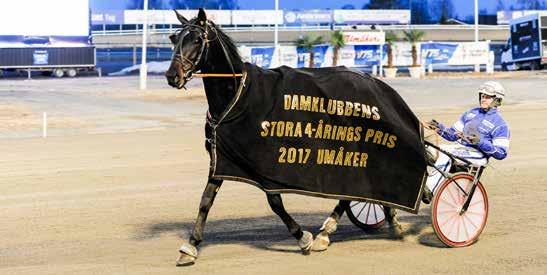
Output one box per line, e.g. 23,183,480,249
437,107,510,160
425,108,510,194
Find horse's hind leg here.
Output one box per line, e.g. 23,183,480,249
266,194,313,255
312,200,350,252
176,178,223,266
384,206,404,239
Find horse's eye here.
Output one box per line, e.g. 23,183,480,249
194,39,200,43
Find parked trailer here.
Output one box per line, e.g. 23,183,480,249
0,46,96,77
0,0,95,77
501,12,547,70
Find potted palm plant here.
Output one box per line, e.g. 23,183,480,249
383,31,398,78
330,30,345,66
296,35,324,68
402,29,425,78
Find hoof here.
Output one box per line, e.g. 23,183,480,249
298,231,313,255
176,253,196,266
387,223,405,240
311,231,330,252
319,217,338,234
176,243,198,266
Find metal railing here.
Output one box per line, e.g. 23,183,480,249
92,24,509,37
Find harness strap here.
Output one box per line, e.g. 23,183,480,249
194,73,243,78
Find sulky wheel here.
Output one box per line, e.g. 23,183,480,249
431,173,489,247
346,201,386,231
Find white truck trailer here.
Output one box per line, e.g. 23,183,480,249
0,0,96,77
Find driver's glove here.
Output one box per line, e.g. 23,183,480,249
466,133,481,145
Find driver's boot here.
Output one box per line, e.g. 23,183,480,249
422,185,433,204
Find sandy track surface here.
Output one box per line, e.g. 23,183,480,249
1,75,546,274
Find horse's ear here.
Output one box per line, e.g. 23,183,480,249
173,9,188,24
197,8,207,25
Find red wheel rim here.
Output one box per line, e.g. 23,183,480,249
432,173,489,247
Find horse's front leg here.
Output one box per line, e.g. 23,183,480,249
311,200,350,252
176,178,223,266
266,194,313,255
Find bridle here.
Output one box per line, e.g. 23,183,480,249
171,20,242,89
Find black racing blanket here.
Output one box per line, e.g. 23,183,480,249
209,63,427,213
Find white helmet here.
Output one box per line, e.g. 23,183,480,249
478,81,505,107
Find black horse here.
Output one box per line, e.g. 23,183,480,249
165,9,402,266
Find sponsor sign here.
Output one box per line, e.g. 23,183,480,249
297,45,329,68
124,10,231,25
421,42,489,65
421,43,458,64
333,9,410,24
343,32,385,45
283,10,332,24
354,45,382,66
91,10,124,25
251,47,275,68
33,50,48,65
232,10,283,25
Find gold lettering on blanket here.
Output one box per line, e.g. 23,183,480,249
284,94,380,120
261,120,397,149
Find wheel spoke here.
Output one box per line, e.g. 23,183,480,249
350,202,360,208
446,184,460,206
456,216,461,241
465,210,485,216
439,197,459,209
462,213,479,230
444,214,458,238
355,202,367,220
437,209,457,215
461,216,471,241
373,204,378,223
364,203,372,223
469,199,484,207
439,212,458,228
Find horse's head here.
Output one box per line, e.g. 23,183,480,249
166,8,209,89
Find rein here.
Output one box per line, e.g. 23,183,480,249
194,73,243,78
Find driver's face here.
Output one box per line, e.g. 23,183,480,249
480,93,495,109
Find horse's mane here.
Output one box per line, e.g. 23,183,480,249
189,18,242,64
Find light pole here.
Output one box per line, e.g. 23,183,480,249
474,0,480,72
140,0,149,90
274,0,279,48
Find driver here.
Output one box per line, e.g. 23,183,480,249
424,81,511,200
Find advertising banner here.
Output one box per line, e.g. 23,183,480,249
333,9,411,24
343,32,385,45
421,42,489,65
92,10,124,25
251,47,275,68
421,43,458,64
354,45,382,66
391,42,417,66
283,10,332,25
232,10,283,25
336,46,357,67
297,45,329,68
125,10,231,25
279,46,298,67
